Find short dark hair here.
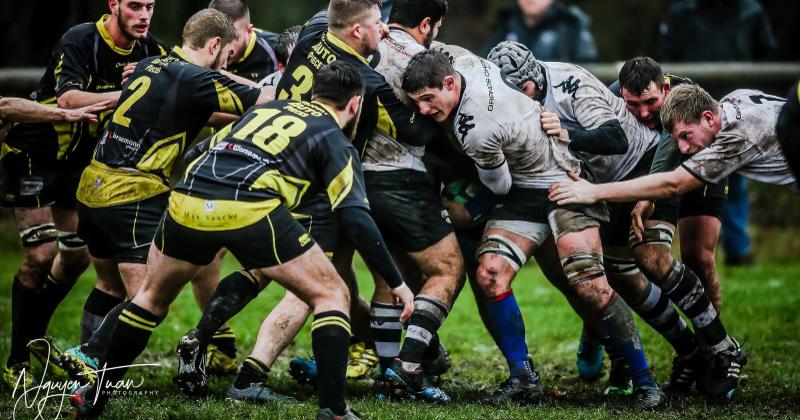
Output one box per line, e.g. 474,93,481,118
208,0,249,21
328,0,382,31
275,25,301,66
618,56,664,96
312,61,365,109
183,9,238,50
388,0,448,28
401,50,455,93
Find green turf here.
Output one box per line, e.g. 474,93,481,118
1,246,798,419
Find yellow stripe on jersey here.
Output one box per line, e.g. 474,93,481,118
237,29,258,64
76,160,170,208
167,191,281,231
326,156,354,211
214,80,245,114
325,32,370,65
796,81,800,102
376,97,397,139
136,132,187,178
96,15,135,56
251,170,311,211
54,54,64,90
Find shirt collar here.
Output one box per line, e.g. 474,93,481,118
96,14,136,56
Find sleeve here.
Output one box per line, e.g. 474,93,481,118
338,206,404,289
567,84,628,154
318,134,371,211
54,41,93,96
681,134,762,184
193,70,262,115
649,132,683,173
298,10,329,43
461,124,512,194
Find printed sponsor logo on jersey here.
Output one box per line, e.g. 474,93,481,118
298,233,312,246
456,113,476,141
555,76,581,99
204,200,216,212
221,142,280,164
480,60,496,111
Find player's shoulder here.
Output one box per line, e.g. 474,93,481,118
140,33,167,55
253,28,280,45
545,61,602,96
60,21,97,45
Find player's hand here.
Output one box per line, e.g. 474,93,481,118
548,172,599,205
121,62,138,86
630,200,655,242
60,100,113,123
391,283,415,323
541,111,563,137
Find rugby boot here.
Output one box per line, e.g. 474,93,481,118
662,351,701,394
633,384,665,410
603,358,633,396
174,328,208,396
70,384,104,419
61,346,99,385
3,362,35,390
346,342,379,379
316,405,362,420
576,327,604,382
289,357,318,387
206,344,238,375
28,336,67,377
698,338,747,403
226,382,299,404
421,341,452,378
481,375,544,405
384,359,451,403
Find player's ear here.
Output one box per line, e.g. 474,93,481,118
419,17,431,35
444,75,456,91
347,95,363,117
208,37,222,55
109,0,119,14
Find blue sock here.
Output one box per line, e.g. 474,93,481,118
601,295,657,388
486,290,532,381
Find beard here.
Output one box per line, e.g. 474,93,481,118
117,13,147,41
423,30,435,49
211,51,227,71
343,101,363,141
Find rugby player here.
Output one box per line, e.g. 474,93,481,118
0,0,164,388
550,84,796,400
402,49,664,409
487,42,699,396
210,0,280,83
777,79,800,178
258,25,302,88
59,8,272,386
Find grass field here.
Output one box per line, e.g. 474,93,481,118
1,241,799,419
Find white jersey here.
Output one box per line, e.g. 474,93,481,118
542,62,660,182
450,54,580,190
362,29,426,173
683,89,796,187
257,70,282,88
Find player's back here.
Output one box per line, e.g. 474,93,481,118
228,28,280,82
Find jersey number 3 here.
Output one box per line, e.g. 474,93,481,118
278,65,314,100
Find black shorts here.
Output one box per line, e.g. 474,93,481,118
599,147,656,247
365,169,453,252
295,211,341,258
77,193,169,264
651,180,728,225
156,204,314,270
1,152,82,209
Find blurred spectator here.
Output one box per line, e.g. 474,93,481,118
484,0,597,62
656,0,778,266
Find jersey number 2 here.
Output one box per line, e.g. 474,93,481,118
112,76,152,128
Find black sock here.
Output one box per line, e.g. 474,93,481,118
82,302,127,360
81,288,124,344
660,261,732,354
8,277,37,365
398,295,449,366
196,270,259,348
311,311,351,415
96,302,163,405
369,302,403,369
598,335,625,365
421,333,442,365
234,356,270,389
28,273,77,340
631,280,697,356
210,326,237,359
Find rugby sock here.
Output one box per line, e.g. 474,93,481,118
369,302,403,369
83,302,127,360
29,273,77,339
97,303,163,403
598,335,625,366
233,356,270,389
311,311,351,415
81,288,124,343
486,290,533,382
398,295,450,369
196,270,259,349
601,294,657,388
421,333,442,366
9,277,36,364
660,261,734,354
210,326,237,359
630,281,697,356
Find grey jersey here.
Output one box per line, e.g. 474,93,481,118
542,62,660,182
683,89,796,187
257,70,282,88
363,29,426,173
451,54,580,189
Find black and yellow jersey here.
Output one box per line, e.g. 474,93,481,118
4,15,165,164
170,100,369,231
276,11,440,155
227,28,280,82
76,47,261,208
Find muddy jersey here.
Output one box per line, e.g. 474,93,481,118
258,71,282,88
172,100,369,230
276,11,439,156
542,61,660,182
76,47,261,208
363,28,426,173
4,15,165,163
682,89,796,187
227,28,280,82
452,54,580,190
